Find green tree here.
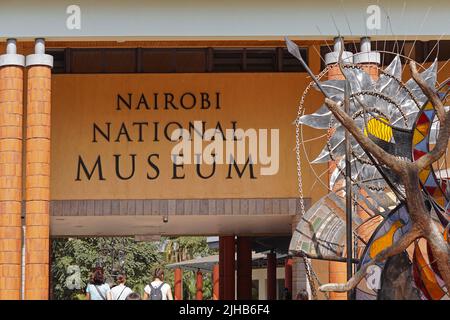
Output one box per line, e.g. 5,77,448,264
51,237,161,300
51,236,216,300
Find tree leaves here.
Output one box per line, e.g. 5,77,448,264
51,236,216,300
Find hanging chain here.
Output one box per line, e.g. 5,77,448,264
301,255,318,300
295,67,330,301
300,253,330,300
295,66,330,216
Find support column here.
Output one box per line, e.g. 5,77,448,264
353,36,381,298
219,239,224,299
236,236,252,300
174,268,182,300
24,39,53,300
284,258,293,298
354,37,380,82
266,252,277,300
212,264,219,300
325,37,353,300
219,236,235,300
196,270,203,300
0,39,25,300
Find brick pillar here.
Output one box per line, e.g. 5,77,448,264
219,236,235,300
196,270,203,300
354,38,381,292
353,37,380,81
24,39,53,300
360,64,379,80
328,262,347,300
212,264,219,300
236,236,252,300
174,268,182,300
0,39,25,300
266,252,277,300
284,258,293,296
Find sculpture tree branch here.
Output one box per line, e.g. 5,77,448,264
324,98,407,175
318,58,450,296
319,227,421,292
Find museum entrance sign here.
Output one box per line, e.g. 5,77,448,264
51,73,325,200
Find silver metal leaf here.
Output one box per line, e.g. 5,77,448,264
298,104,333,129
329,165,344,189
342,67,375,94
377,56,403,98
383,55,402,80
314,80,345,102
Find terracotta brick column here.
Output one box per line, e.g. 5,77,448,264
325,37,380,300
174,268,182,300
196,270,203,300
354,37,380,83
284,258,293,296
24,39,53,300
325,37,353,300
0,39,25,300
212,264,219,300
354,37,381,269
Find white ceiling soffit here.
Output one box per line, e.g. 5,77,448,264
0,0,449,40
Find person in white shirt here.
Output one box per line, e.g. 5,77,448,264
143,268,173,300
110,274,133,300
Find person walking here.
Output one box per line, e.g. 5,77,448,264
110,274,133,300
86,268,112,300
125,292,142,300
143,268,173,300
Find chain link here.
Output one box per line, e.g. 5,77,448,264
295,66,330,217
302,255,317,299
295,67,331,300
300,253,330,300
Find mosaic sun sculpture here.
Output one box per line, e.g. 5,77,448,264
288,41,449,300
300,56,437,193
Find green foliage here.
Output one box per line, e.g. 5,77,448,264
51,236,216,300
181,270,213,300
163,236,215,263
51,237,161,300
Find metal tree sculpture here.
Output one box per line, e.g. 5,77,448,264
286,37,450,299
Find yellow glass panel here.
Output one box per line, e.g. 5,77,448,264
364,117,393,142
413,130,425,146
369,220,403,258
